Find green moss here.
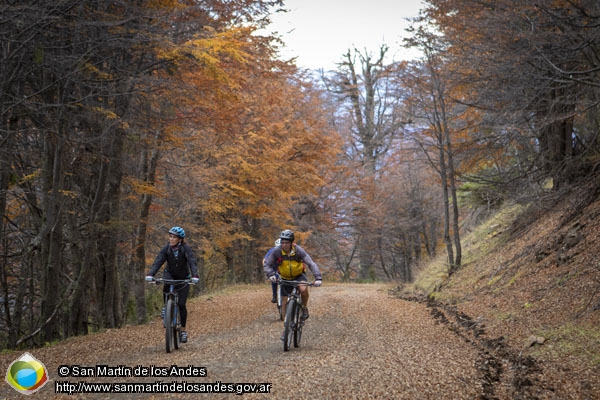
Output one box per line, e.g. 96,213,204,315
532,323,600,366
555,272,578,287
408,202,526,301
428,291,442,301
493,312,514,322
506,270,522,287
408,257,450,296
488,275,502,286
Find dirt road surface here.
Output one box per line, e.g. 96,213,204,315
0,283,555,399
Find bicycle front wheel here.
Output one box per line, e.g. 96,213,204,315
173,304,180,350
293,301,302,348
165,298,175,353
277,286,284,321
283,299,295,351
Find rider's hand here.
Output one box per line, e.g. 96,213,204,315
314,280,322,287
191,276,200,284
269,275,277,283
145,275,154,282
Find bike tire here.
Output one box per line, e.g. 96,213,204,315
293,301,302,348
165,298,175,353
173,304,180,350
277,286,284,321
283,299,295,351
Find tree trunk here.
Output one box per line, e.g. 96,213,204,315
100,125,126,329
40,132,65,342
444,121,462,270
437,132,455,274
133,143,160,323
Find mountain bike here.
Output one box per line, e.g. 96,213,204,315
147,277,195,353
279,279,314,351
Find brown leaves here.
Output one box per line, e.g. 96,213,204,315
0,284,482,399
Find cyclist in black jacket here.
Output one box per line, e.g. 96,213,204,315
146,226,199,343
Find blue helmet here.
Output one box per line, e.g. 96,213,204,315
168,226,185,238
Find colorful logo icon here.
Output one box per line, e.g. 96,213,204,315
5,352,48,395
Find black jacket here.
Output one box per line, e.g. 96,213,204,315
148,243,198,279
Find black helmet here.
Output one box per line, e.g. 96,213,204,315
279,229,295,242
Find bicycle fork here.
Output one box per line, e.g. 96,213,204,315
164,293,178,328
291,296,305,328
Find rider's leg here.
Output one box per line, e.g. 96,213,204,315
299,284,309,319
299,284,309,306
271,281,277,302
178,285,191,343
177,285,190,328
280,281,293,315
162,284,169,304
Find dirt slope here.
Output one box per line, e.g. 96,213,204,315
401,180,600,400
0,283,493,399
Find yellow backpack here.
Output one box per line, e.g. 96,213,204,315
277,245,305,279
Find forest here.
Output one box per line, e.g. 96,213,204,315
0,0,598,349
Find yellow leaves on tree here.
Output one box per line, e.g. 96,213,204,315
162,27,252,85
196,66,341,248
148,19,341,251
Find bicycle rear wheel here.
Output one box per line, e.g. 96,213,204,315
165,298,175,353
283,299,295,351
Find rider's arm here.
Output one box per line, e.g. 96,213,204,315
262,247,275,267
295,245,322,281
147,245,168,276
263,247,281,279
183,244,199,277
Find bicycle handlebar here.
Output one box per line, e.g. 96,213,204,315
147,277,196,285
277,279,315,287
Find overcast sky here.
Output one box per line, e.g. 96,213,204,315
264,0,424,70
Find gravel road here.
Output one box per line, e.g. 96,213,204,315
0,283,528,399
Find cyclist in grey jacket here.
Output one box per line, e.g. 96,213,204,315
264,229,322,322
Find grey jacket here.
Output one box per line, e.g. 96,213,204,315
264,244,322,281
